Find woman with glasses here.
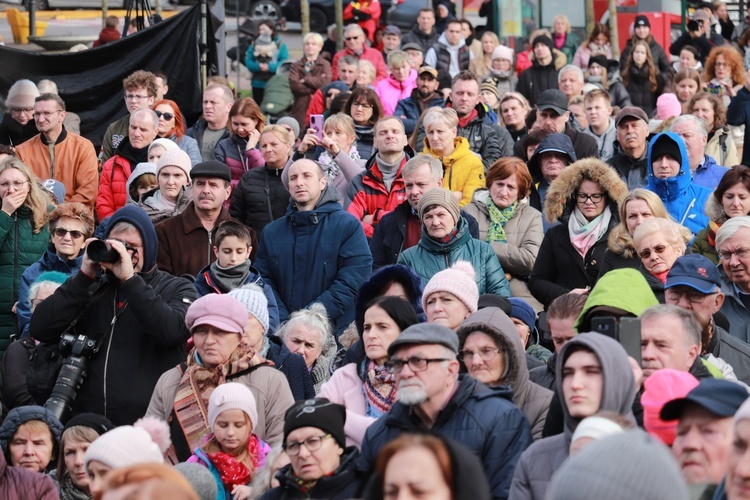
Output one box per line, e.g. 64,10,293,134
343,88,384,160
0,158,50,356
704,46,744,107
214,97,266,190
151,100,201,166
529,159,627,309
319,297,418,448
633,218,688,302
16,202,93,337
457,307,552,439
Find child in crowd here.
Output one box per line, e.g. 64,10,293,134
126,162,158,204
188,383,271,500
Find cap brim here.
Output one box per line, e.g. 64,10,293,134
190,317,243,334
538,104,567,115
664,278,718,294
616,114,647,126
661,395,739,421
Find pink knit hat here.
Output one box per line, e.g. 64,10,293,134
422,261,479,314
641,369,699,445
656,93,682,120
207,382,259,431
156,147,192,179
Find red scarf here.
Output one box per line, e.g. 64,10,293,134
457,109,478,128
207,434,264,490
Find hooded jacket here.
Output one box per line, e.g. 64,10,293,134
694,153,730,190
423,137,485,207
0,406,62,459
375,70,418,116
509,333,637,500
692,195,725,265
457,308,553,439
139,185,192,225
29,205,197,425
97,138,149,220
584,119,617,163
359,374,533,500
124,162,157,205
254,185,372,335
398,216,512,297
646,132,712,236
528,159,628,308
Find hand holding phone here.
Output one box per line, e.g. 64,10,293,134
310,114,325,142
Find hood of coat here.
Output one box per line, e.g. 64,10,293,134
286,181,342,218
125,162,158,204
354,264,424,335
543,157,628,224
705,192,727,224
106,204,159,273
527,133,577,183
437,31,466,50
646,132,692,200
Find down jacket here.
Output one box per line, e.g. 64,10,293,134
457,308,553,440
422,137,485,207
97,153,134,220
359,374,533,499
374,70,418,116
0,452,58,499
528,159,628,308
214,133,265,189
398,216,512,297
462,191,543,310
229,165,288,235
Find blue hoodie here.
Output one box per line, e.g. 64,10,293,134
646,132,711,236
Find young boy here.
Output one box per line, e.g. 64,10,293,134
194,220,279,332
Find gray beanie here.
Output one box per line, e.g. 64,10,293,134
6,79,39,109
229,284,270,333
547,430,689,500
418,187,460,226
174,462,218,500
276,116,301,140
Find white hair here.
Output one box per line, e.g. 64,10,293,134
671,114,708,139
716,216,750,250
558,65,584,84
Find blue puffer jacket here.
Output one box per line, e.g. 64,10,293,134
693,154,729,190
254,186,372,335
397,217,511,296
17,245,82,337
359,375,532,499
393,91,445,134
646,132,712,237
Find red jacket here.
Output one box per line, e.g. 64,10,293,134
332,46,388,83
97,153,133,220
305,89,326,127
343,0,382,42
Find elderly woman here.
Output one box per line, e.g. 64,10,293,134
265,398,363,499
214,97,267,190
230,125,293,234
276,303,338,393
551,15,579,63
420,262,479,332
145,294,294,461
0,158,50,356
457,307,553,439
463,157,543,311
289,32,332,127
16,201,93,336
152,99,201,166
633,218,688,302
140,148,193,224
0,406,62,474
529,159,628,308
343,88,384,159
398,188,511,297
500,92,532,143
688,91,739,167
694,166,750,263
422,108,485,207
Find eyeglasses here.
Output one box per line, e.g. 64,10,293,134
0,180,28,190
459,347,503,363
384,356,449,374
639,244,670,260
345,36,361,41
154,110,175,120
715,62,730,67
352,102,373,109
665,288,719,303
124,94,150,101
719,247,750,261
284,434,332,456
10,108,33,115
33,110,62,120
576,192,605,203
53,227,85,240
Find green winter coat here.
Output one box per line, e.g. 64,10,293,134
0,206,49,356
397,216,511,296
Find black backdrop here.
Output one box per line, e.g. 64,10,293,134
0,4,217,149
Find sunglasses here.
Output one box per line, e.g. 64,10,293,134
345,36,360,41
154,110,175,120
639,244,669,260
53,228,85,239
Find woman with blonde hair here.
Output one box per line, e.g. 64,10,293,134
551,15,579,63
470,31,500,79
214,97,267,190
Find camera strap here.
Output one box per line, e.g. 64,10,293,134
65,281,112,338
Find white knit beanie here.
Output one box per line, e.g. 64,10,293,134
149,137,179,154
228,284,270,333
207,382,259,431
422,261,479,314
492,45,514,62
156,147,192,178
83,416,170,471
6,79,39,109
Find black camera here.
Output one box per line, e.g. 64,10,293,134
86,239,120,263
44,333,100,423
687,19,700,31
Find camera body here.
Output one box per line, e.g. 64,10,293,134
687,19,700,32
86,239,120,263
44,333,100,423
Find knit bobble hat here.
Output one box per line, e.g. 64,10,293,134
480,81,501,101
6,79,39,109
422,261,479,314
418,187,460,227
656,93,682,120
149,138,179,155
492,45,514,62
229,284,270,334
207,382,259,431
83,416,170,470
156,147,192,179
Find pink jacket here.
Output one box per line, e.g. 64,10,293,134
375,70,418,116
318,363,376,448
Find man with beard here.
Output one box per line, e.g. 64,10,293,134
156,160,257,277
359,322,532,499
394,66,444,135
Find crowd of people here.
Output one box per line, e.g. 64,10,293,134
7,0,750,498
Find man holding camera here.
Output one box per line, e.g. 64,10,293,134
670,10,725,64
29,205,197,426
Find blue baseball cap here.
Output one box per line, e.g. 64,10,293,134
661,378,749,420
665,254,722,294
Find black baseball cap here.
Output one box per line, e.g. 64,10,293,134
537,89,568,115
661,378,749,421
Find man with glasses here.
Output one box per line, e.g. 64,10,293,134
99,70,157,164
0,79,40,146
359,322,532,499
716,216,750,344
16,94,98,211
332,25,388,84
665,254,750,384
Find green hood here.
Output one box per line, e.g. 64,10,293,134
575,268,659,331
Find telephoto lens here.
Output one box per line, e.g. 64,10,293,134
86,240,120,263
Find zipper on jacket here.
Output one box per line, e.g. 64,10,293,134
102,294,118,418
12,212,19,301
207,229,213,265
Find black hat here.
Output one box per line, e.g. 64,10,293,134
634,15,650,28
650,134,682,165
532,34,555,52
588,54,609,69
190,160,232,183
477,294,512,315
283,398,347,448
660,379,749,421
537,89,568,115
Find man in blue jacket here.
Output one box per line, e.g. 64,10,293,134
393,65,444,135
255,159,372,336
671,115,728,190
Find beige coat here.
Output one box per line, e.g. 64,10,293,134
706,125,739,167
462,190,544,311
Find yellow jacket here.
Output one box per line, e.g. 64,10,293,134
423,136,485,207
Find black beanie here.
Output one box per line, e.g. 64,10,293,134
284,398,347,448
532,34,555,53
64,412,116,435
651,135,682,166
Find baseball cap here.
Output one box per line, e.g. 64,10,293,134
418,65,438,78
537,89,568,115
692,10,710,21
660,378,749,421
615,106,648,126
384,25,401,36
388,323,459,355
402,42,423,53
634,15,650,27
665,254,722,293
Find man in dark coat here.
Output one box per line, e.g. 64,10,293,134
401,8,440,53
516,35,561,107
29,205,197,426
394,65,444,135
607,106,652,190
